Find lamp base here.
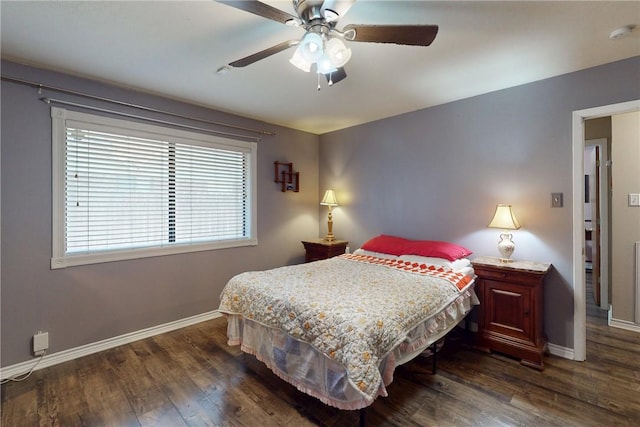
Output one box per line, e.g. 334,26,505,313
497,232,515,262
324,209,335,242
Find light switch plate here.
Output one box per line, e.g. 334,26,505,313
551,192,563,208
629,193,640,207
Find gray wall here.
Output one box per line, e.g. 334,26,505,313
319,56,640,349
1,61,320,367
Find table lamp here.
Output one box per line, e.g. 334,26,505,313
488,204,521,262
320,189,338,241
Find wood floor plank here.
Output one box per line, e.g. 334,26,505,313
0,381,39,425
75,348,140,427
134,337,230,426
38,360,95,426
408,367,537,426
104,345,171,417
159,328,289,426
444,351,628,425
137,401,189,427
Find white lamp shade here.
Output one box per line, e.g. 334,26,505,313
487,204,521,230
299,32,323,63
320,189,338,206
325,37,351,68
488,204,520,261
289,47,312,72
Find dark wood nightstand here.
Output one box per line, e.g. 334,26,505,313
301,239,348,263
472,256,551,370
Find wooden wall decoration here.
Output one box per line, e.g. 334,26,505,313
274,161,299,192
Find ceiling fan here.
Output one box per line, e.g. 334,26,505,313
217,0,438,87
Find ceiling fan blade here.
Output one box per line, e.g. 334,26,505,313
324,67,347,85
217,0,298,25
229,40,299,68
321,0,356,21
342,24,438,46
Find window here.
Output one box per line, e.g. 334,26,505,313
51,107,257,269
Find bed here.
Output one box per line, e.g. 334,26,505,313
218,235,478,410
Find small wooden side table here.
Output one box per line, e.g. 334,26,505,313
301,239,348,263
472,256,551,370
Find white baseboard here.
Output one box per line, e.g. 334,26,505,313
547,342,575,360
1,310,222,381
609,317,640,333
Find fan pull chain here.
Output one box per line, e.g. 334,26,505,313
317,73,321,91
328,71,334,86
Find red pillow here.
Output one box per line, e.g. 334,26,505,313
360,235,409,256
361,235,472,261
405,240,472,261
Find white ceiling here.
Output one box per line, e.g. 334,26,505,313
2,1,639,134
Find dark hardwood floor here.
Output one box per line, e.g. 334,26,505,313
2,313,639,426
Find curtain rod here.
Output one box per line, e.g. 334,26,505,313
1,75,276,137
41,97,261,142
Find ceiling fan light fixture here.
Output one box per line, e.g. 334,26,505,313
325,37,351,68
316,53,336,74
290,33,351,77
290,47,312,72
299,32,324,62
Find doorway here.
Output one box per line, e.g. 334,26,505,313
572,99,640,361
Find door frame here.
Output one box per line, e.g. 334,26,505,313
572,99,639,361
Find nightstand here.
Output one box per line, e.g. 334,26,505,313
301,239,348,263
472,256,551,370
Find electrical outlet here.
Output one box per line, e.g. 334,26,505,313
629,193,640,207
33,331,49,356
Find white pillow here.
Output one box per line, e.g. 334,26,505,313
397,254,471,272
352,248,399,260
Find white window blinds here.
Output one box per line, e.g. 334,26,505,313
51,107,257,268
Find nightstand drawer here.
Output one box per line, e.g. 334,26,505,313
473,265,541,286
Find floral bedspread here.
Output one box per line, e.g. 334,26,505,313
218,253,474,401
